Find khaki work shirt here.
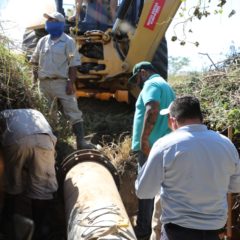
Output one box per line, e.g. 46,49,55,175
30,33,81,80
0,109,57,146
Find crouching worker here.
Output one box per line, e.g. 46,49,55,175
0,109,58,239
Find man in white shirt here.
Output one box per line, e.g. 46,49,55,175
135,96,240,240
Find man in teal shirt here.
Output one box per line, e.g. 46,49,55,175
129,61,175,239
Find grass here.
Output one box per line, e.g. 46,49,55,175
100,134,135,174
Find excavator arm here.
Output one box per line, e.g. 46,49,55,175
124,0,182,69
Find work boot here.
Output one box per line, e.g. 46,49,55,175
72,122,96,150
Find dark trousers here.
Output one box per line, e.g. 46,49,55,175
135,198,154,237
162,223,220,240
134,151,154,238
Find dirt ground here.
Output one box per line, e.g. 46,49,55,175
1,98,239,240
77,97,138,216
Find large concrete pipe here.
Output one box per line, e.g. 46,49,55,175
60,149,137,240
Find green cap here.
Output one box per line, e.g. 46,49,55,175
128,61,156,84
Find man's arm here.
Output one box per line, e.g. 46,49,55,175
29,38,42,85
69,0,84,21
135,141,164,199
141,101,160,156
110,0,118,22
66,31,81,94
31,62,39,84
66,66,77,95
228,146,240,193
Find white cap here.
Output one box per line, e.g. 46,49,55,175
159,102,173,115
43,12,65,22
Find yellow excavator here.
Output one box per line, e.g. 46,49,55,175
23,0,182,103
8,1,239,239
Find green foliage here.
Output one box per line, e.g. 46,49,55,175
0,40,72,142
228,109,240,134
169,63,240,142
169,56,190,74
0,43,36,110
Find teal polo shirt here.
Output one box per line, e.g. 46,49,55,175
131,74,175,151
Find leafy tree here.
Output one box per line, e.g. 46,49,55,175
169,56,190,74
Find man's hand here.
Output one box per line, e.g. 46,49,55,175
32,72,38,82
141,138,151,156
66,81,75,95
68,67,77,94
31,64,38,84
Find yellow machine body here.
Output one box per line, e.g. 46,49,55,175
24,0,182,103
71,0,182,102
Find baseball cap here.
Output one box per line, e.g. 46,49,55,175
43,12,65,23
159,102,173,115
128,61,156,84
159,96,203,122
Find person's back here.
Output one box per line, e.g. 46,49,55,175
81,0,109,31
0,108,58,239
136,96,240,240
1,109,56,146
154,124,239,230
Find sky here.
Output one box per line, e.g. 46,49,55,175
0,0,240,71
166,0,240,71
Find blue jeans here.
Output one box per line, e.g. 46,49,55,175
161,223,221,240
135,151,154,238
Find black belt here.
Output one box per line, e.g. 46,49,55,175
165,223,221,233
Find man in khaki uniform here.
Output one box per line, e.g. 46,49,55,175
30,11,94,150
0,109,58,239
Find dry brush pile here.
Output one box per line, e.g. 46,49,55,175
170,57,240,152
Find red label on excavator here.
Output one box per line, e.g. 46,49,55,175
144,0,166,30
